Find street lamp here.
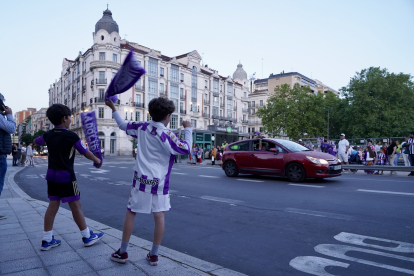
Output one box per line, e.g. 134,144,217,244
324,108,333,141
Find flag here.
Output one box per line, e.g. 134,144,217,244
105,50,146,102
81,111,102,167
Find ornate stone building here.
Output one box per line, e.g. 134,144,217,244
48,8,250,155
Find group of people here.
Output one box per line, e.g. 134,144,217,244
333,133,414,176
11,142,34,167
189,139,228,165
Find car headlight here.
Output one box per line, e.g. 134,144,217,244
306,156,329,165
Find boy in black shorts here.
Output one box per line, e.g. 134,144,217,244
34,104,104,250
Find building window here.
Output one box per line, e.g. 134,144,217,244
191,88,197,102
148,57,158,77
99,71,105,81
172,98,178,112
135,111,140,121
205,80,208,89
98,107,104,118
170,83,179,98
191,119,197,129
171,64,179,82
180,117,183,125
135,94,141,104
220,84,222,93
213,78,219,93
260,127,263,132
243,126,246,133
191,66,197,88
180,88,184,98
180,73,184,82
170,114,178,129
99,89,104,99
260,100,263,106
227,98,233,117
148,77,158,94
113,54,117,62
99,52,105,60
227,83,233,96
159,83,164,94
213,96,219,106
244,92,247,98
160,67,164,76
180,102,184,112
213,107,218,115
147,113,152,121
112,72,116,80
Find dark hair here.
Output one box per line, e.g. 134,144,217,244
46,104,71,126
410,132,414,135
367,139,372,143
377,141,381,144
389,138,397,147
324,139,327,142
148,97,175,122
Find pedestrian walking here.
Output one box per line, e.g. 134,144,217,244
191,144,197,164
101,147,105,157
20,142,27,165
338,134,350,171
105,97,193,265
216,146,222,163
34,104,104,251
375,148,386,175
197,147,203,163
0,93,16,220
12,143,18,166
26,143,34,167
374,141,382,155
407,132,414,176
211,146,217,165
394,140,401,166
401,137,410,166
387,138,397,175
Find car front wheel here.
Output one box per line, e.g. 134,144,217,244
286,163,306,182
224,161,239,177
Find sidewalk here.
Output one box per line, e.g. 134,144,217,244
0,159,246,276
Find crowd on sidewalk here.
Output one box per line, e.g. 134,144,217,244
11,142,35,167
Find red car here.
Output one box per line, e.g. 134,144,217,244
221,138,342,182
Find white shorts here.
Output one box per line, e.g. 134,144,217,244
338,152,348,163
127,188,170,214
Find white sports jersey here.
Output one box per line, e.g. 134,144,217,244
113,111,192,195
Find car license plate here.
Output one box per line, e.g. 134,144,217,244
333,165,341,170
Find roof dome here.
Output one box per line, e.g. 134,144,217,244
233,63,247,80
95,9,119,34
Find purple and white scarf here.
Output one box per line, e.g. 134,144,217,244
81,111,102,167
105,50,146,102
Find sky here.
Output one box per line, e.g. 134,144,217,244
1,0,413,113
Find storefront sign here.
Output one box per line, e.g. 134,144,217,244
196,133,204,141
208,125,239,134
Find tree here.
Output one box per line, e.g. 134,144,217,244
21,134,32,145
340,67,414,138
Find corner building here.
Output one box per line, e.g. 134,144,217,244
48,8,250,155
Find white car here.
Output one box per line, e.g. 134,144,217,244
33,150,38,156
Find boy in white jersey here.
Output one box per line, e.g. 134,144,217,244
106,97,192,265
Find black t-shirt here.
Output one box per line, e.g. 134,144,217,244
43,128,81,181
387,145,395,155
12,145,17,155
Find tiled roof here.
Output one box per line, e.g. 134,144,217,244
120,43,148,55
175,53,189,59
200,69,212,76
65,58,75,62
160,55,171,62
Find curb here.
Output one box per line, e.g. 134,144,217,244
8,163,247,276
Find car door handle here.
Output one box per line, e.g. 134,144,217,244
249,154,255,157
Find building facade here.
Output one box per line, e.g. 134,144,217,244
248,72,338,138
14,108,37,126
48,8,250,155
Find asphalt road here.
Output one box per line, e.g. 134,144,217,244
15,156,414,276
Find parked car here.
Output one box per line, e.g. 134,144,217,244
40,146,48,156
32,149,38,156
221,138,342,182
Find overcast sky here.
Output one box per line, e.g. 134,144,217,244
2,0,413,113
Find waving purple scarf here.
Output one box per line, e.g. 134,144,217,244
105,50,146,102
81,111,102,168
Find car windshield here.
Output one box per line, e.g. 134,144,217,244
270,139,311,152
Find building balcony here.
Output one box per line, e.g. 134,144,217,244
159,91,168,97
227,95,233,100
81,102,87,108
191,97,197,103
95,97,105,103
233,106,237,111
72,94,76,100
204,99,210,105
90,60,121,70
202,113,210,118
213,92,219,97
133,102,145,108
242,120,249,124
82,85,86,92
212,114,219,119
242,108,249,113
220,103,224,108
96,79,107,85
135,84,144,91
248,104,255,109
241,97,249,102
180,109,186,115
180,94,186,100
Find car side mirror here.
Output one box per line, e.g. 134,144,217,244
269,148,279,155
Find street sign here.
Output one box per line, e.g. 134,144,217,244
226,127,232,133
196,133,203,142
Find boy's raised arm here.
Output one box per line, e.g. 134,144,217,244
106,100,127,131
34,135,45,146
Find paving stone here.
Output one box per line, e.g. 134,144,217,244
46,260,93,276
0,245,37,262
54,227,79,235
61,232,83,241
99,234,119,245
0,256,43,274
3,267,49,276
76,242,114,258
84,254,125,271
0,222,20,230
97,264,146,276
211,268,248,276
29,237,72,254
1,226,25,236
132,257,184,275
122,247,149,263
65,237,87,250
0,232,28,243
0,218,19,225
81,272,99,276
40,250,81,266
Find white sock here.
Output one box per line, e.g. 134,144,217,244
80,227,91,239
43,230,53,242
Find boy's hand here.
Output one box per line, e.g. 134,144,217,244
105,100,116,112
93,155,102,168
182,120,191,128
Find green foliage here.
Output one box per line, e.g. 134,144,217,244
21,134,32,145
257,67,414,140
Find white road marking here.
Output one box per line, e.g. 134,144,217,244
172,172,187,175
199,175,220,178
168,190,177,193
290,256,349,276
26,175,39,179
285,208,352,220
315,244,414,275
108,166,115,167
357,189,414,196
334,232,414,253
39,174,46,178
79,174,91,177
288,183,325,188
90,170,109,174
340,177,414,183
237,179,264,183
200,196,243,204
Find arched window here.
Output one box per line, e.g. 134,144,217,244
191,66,197,105
110,132,116,137
99,132,105,136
